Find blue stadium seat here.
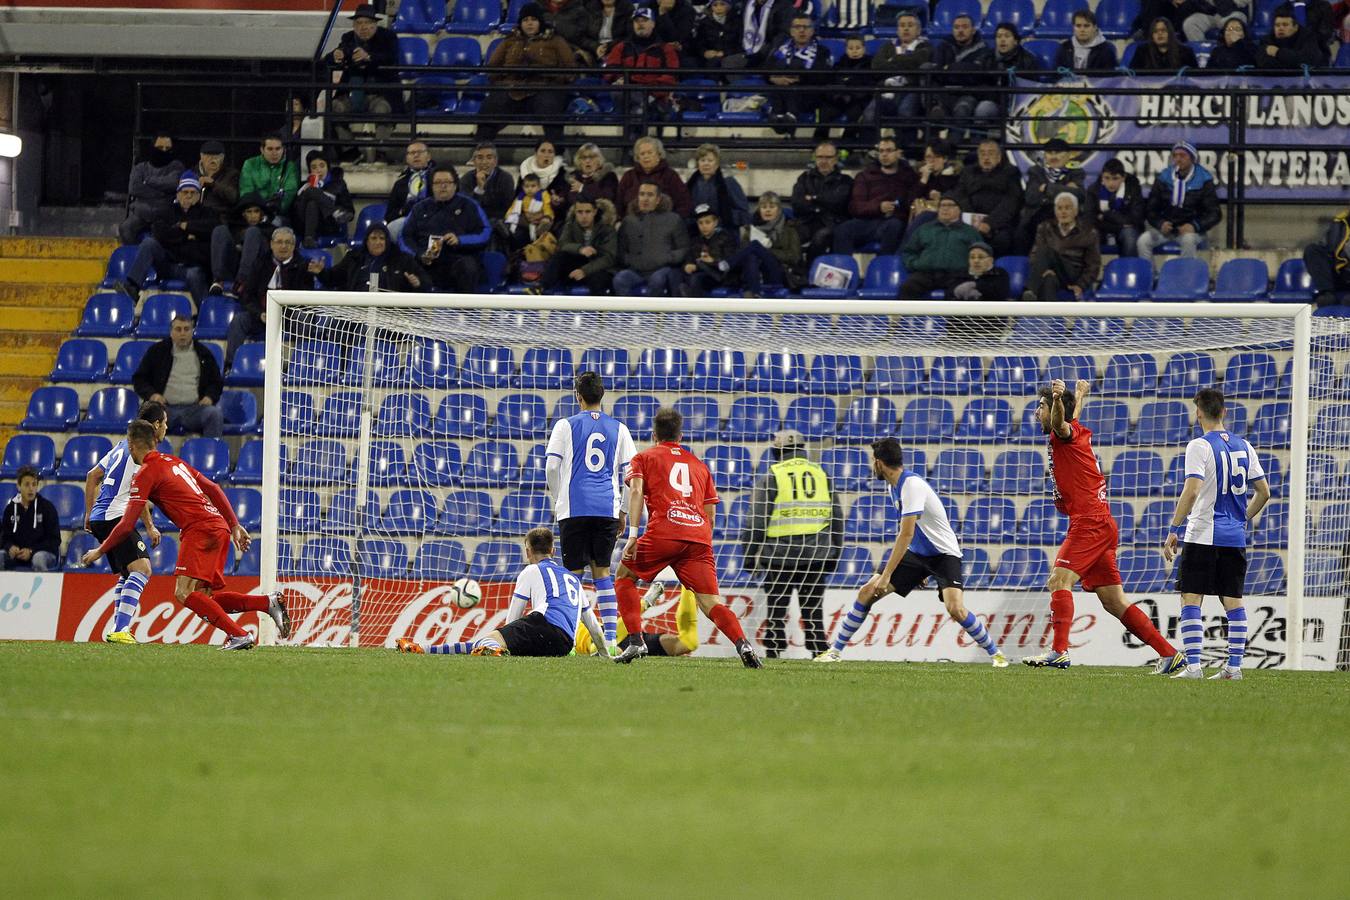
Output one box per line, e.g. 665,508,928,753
1244,551,1284,595
316,390,363,438
801,254,860,298
380,489,438,536
55,435,111,481
723,396,781,441
226,341,266,387
224,487,262,532
1132,400,1192,445
461,345,515,389
820,446,871,492
859,256,905,299
202,342,224,376
357,539,410,579
50,339,108,383
1305,553,1344,596
288,340,345,386
983,0,1035,33
349,202,388,249
294,537,352,577
518,443,548,488
898,398,955,442
495,490,552,535
1211,258,1269,301
577,347,629,390
1270,258,1314,303
988,548,1049,590
1335,40,1350,68
894,315,946,343
105,340,151,385
784,396,838,439
713,494,750,539
446,0,499,32
394,0,443,32
1023,37,1062,67
838,396,898,443
0,435,56,478
1253,500,1288,548
517,347,573,390
414,540,469,580
1077,399,1131,445
929,356,983,395
1133,499,1173,545
460,441,520,489
1117,549,1169,592
489,392,548,439
631,347,689,390
1261,453,1283,497
827,545,875,587
930,0,983,34
1152,258,1210,301
955,398,1013,443
984,355,1041,396
220,390,259,436
716,544,759,587
397,35,430,72
1100,353,1160,397
1312,403,1350,449
1307,452,1339,499
468,540,524,581
962,497,1017,543
1071,317,1126,346
674,395,722,440
179,437,230,482
689,349,746,392
961,547,991,589
1249,401,1291,448
1162,451,1188,493
1223,352,1278,398
1109,450,1165,495
148,534,179,575
75,293,136,337
1157,351,1216,397
1111,499,1136,543
989,449,1044,494
408,338,458,388
1128,317,1187,343
704,444,754,491
868,355,925,395
362,440,407,487
807,354,864,395
102,245,138,287
437,490,494,536
609,394,657,440
1096,0,1140,37
1017,498,1067,545
1045,354,1096,384
229,440,264,484
135,293,193,338
930,448,986,494
66,532,108,572
434,393,489,438
745,351,808,392
1092,257,1154,300
78,387,139,434
320,488,380,535
287,439,349,485
407,440,457,488
1035,0,1077,36
845,494,899,540
279,390,317,436
1193,400,1247,439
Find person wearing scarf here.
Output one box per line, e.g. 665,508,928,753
314,223,429,292
1138,140,1221,266
741,0,805,65
766,12,834,133
1017,137,1086,253
721,191,803,296
684,143,750,229
1023,192,1101,301
1131,17,1198,71
1086,157,1147,257
866,11,932,145
384,140,437,244
1054,8,1118,71
1205,16,1259,68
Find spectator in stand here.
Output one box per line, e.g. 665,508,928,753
1,467,60,573
520,138,569,197
326,3,399,164
617,136,693,218
227,227,309,367
406,168,492,293
816,35,875,143
604,8,681,141
476,3,576,148
315,223,429,292
1333,0,1350,42
791,141,854,260
1087,158,1146,256
1055,8,1119,72
564,0,634,64
132,314,225,438
208,193,270,296
1183,0,1255,42
547,0,589,58
566,142,621,208
1130,0,1196,37
690,0,744,74
723,191,802,296
682,204,741,296
239,132,300,226
992,23,1042,76
929,13,999,137
1257,6,1329,68
465,142,516,244
504,173,555,252
867,12,935,146
1017,137,1086,253
685,144,750,230
543,196,619,294
1023,193,1101,301
1138,140,1221,265
832,137,920,255
614,182,689,296
118,173,214,304
765,13,834,134
384,139,437,245
653,0,697,62
1206,17,1259,67
1303,208,1350,306
954,139,1023,257
899,194,983,299
291,150,354,249
118,134,184,244
948,242,1011,301
741,0,804,66
911,139,962,226
1132,17,1199,70
192,140,239,226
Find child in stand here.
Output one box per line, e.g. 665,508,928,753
681,204,740,297
816,35,875,144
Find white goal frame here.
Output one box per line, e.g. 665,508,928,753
265,292,1315,667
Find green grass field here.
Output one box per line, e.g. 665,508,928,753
2,643,1348,898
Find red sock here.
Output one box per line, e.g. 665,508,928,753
708,604,746,644
616,578,644,637
213,591,269,613
1120,603,1177,656
183,591,247,638
1050,590,1075,653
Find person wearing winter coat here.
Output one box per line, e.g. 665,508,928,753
614,184,689,296
1130,17,1199,71
291,150,355,248
991,22,1043,79
1205,16,1260,68
119,134,185,244
1257,7,1329,68
227,227,311,367
1017,137,1087,253
384,140,437,244
816,35,877,142
543,196,620,295
722,192,803,296
791,141,854,260
325,3,400,163
566,143,621,209
1086,158,1147,257
405,168,492,293
209,192,273,296
690,0,744,72
561,0,634,62
764,13,834,133
928,14,999,132
947,241,1011,301
899,194,983,299
119,173,216,304
867,12,935,146
604,7,682,139
315,223,429,293
681,205,742,296
1054,8,1119,71
239,133,300,223
1303,208,1350,306
653,0,697,61
1182,0,1255,41
832,138,921,255
475,3,576,147
1,467,60,572
1138,140,1222,265
684,144,750,230
1023,193,1102,301
741,0,808,67
953,139,1023,257
192,140,239,225
617,136,693,218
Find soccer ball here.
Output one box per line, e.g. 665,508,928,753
451,577,482,610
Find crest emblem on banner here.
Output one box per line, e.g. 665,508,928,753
1006,89,1117,163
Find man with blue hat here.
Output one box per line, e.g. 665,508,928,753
1137,140,1221,268
117,172,216,305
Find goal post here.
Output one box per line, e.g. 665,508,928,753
263,291,1344,668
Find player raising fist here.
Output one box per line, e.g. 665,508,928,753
1024,378,1186,672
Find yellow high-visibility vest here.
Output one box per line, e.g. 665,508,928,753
765,457,832,538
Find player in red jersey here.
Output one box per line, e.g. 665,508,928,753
611,407,762,667
1024,379,1186,673
80,419,290,651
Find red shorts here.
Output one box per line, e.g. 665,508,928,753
623,536,720,596
1055,515,1121,592
176,526,231,591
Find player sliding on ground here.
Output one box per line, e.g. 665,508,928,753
80,419,289,651
816,438,1008,666
396,527,607,657
1024,379,1186,672
612,407,763,667
1163,388,1270,680
575,581,701,657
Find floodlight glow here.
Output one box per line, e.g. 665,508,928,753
0,133,21,158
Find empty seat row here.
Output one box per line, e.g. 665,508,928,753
20,387,259,435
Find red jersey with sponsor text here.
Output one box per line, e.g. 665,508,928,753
129,451,229,533
625,442,719,545
1048,421,1112,519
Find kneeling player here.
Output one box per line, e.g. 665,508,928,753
575,581,700,658
397,528,607,657
816,438,1008,666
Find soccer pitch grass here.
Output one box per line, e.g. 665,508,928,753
2,643,1347,898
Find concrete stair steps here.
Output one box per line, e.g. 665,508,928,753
0,351,55,378
0,257,106,284
0,377,44,404
0,283,96,307
0,306,80,332
0,236,118,260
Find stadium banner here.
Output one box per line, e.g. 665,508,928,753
2,574,1338,669
1006,74,1350,200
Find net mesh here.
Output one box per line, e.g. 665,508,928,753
265,300,1350,667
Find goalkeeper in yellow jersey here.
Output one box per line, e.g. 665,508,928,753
575,581,700,657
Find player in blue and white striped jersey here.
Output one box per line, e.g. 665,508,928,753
544,371,636,654
83,401,168,643
816,438,1008,666
1163,388,1271,680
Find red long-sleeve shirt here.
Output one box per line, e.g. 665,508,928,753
97,451,237,554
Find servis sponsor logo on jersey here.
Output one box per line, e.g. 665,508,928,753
667,507,706,527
